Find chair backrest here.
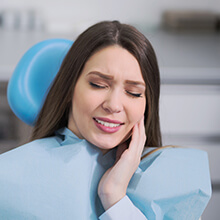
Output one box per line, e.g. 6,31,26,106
7,39,73,125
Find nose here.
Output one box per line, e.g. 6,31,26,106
102,89,123,114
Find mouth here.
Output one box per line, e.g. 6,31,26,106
93,117,124,133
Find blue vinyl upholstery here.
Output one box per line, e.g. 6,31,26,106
7,39,73,125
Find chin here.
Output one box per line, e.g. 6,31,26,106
88,130,131,151
96,141,118,151
91,136,120,150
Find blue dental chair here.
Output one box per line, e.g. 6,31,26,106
7,39,73,125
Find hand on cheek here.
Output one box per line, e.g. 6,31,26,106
98,116,146,210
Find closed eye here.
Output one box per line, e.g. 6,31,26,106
126,91,142,98
89,82,107,88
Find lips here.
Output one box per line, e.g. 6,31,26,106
93,117,124,133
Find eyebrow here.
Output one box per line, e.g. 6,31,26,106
125,80,146,88
87,71,146,88
87,72,113,80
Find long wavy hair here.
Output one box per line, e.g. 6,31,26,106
31,20,162,148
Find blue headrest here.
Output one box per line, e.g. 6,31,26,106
7,39,73,126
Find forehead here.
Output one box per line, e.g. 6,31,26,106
81,45,144,82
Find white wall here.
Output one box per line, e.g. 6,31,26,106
1,0,220,33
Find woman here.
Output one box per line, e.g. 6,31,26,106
0,21,211,219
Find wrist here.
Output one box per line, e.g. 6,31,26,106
98,190,126,210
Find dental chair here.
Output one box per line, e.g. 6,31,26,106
7,39,73,125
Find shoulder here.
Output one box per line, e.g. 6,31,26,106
136,146,212,200
142,145,208,159
140,146,211,184
128,147,212,219
0,136,63,180
141,146,209,171
0,136,62,159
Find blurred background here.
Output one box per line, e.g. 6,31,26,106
0,0,220,219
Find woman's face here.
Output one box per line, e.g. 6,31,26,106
68,45,146,151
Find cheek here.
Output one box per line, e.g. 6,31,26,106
127,99,146,124
73,89,101,116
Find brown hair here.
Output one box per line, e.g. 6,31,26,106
31,20,162,147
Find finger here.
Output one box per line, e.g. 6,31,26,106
123,116,145,159
137,116,146,155
128,123,140,154
128,116,145,158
